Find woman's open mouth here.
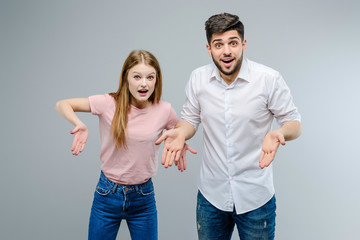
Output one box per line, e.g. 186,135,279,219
138,89,148,96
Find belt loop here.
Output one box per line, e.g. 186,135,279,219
135,185,140,192
112,183,118,193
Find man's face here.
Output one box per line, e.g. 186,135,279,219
207,30,246,79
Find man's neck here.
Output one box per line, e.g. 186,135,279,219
220,68,240,85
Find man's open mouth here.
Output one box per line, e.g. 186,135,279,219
221,58,235,64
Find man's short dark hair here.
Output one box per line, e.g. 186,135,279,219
205,13,244,44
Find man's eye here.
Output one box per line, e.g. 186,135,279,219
230,41,238,46
215,43,222,48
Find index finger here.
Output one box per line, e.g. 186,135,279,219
155,132,167,145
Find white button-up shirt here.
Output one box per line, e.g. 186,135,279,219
181,58,301,214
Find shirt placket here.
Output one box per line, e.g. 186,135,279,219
224,86,234,210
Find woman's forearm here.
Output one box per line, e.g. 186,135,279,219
55,98,90,126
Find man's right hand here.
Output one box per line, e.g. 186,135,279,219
155,128,187,168
177,144,197,172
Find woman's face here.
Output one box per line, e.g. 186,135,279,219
127,63,156,108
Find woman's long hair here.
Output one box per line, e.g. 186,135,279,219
109,50,162,149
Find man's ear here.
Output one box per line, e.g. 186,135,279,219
206,44,211,57
242,39,247,52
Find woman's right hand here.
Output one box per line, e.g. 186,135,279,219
55,98,91,155
70,124,89,155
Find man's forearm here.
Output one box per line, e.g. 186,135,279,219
277,121,302,141
175,120,196,140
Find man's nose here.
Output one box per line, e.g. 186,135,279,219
223,44,231,55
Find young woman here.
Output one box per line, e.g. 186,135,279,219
55,50,193,240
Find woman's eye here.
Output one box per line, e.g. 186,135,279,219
147,76,154,80
134,75,141,80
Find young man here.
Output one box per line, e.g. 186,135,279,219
156,13,301,239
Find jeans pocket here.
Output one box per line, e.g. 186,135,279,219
95,179,111,196
139,182,154,196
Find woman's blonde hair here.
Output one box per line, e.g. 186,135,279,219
109,50,162,149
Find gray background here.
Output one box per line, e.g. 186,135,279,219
1,0,359,239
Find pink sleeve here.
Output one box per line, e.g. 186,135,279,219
165,106,178,130
88,94,111,116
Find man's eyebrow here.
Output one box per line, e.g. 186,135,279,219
211,36,240,44
211,38,223,44
228,36,240,41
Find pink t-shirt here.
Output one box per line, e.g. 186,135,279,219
89,94,178,185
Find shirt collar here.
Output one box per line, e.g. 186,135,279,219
210,57,250,84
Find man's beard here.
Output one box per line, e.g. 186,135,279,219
213,52,243,76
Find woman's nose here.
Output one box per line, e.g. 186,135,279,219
140,77,147,86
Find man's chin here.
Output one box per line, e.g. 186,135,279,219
219,66,237,76
212,56,242,77
221,69,235,76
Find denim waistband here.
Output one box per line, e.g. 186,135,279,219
100,171,152,193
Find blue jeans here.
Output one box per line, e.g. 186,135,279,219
88,172,157,240
196,191,276,240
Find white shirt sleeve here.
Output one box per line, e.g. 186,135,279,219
180,71,202,130
267,72,301,126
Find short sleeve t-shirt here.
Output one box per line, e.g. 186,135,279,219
89,94,177,185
